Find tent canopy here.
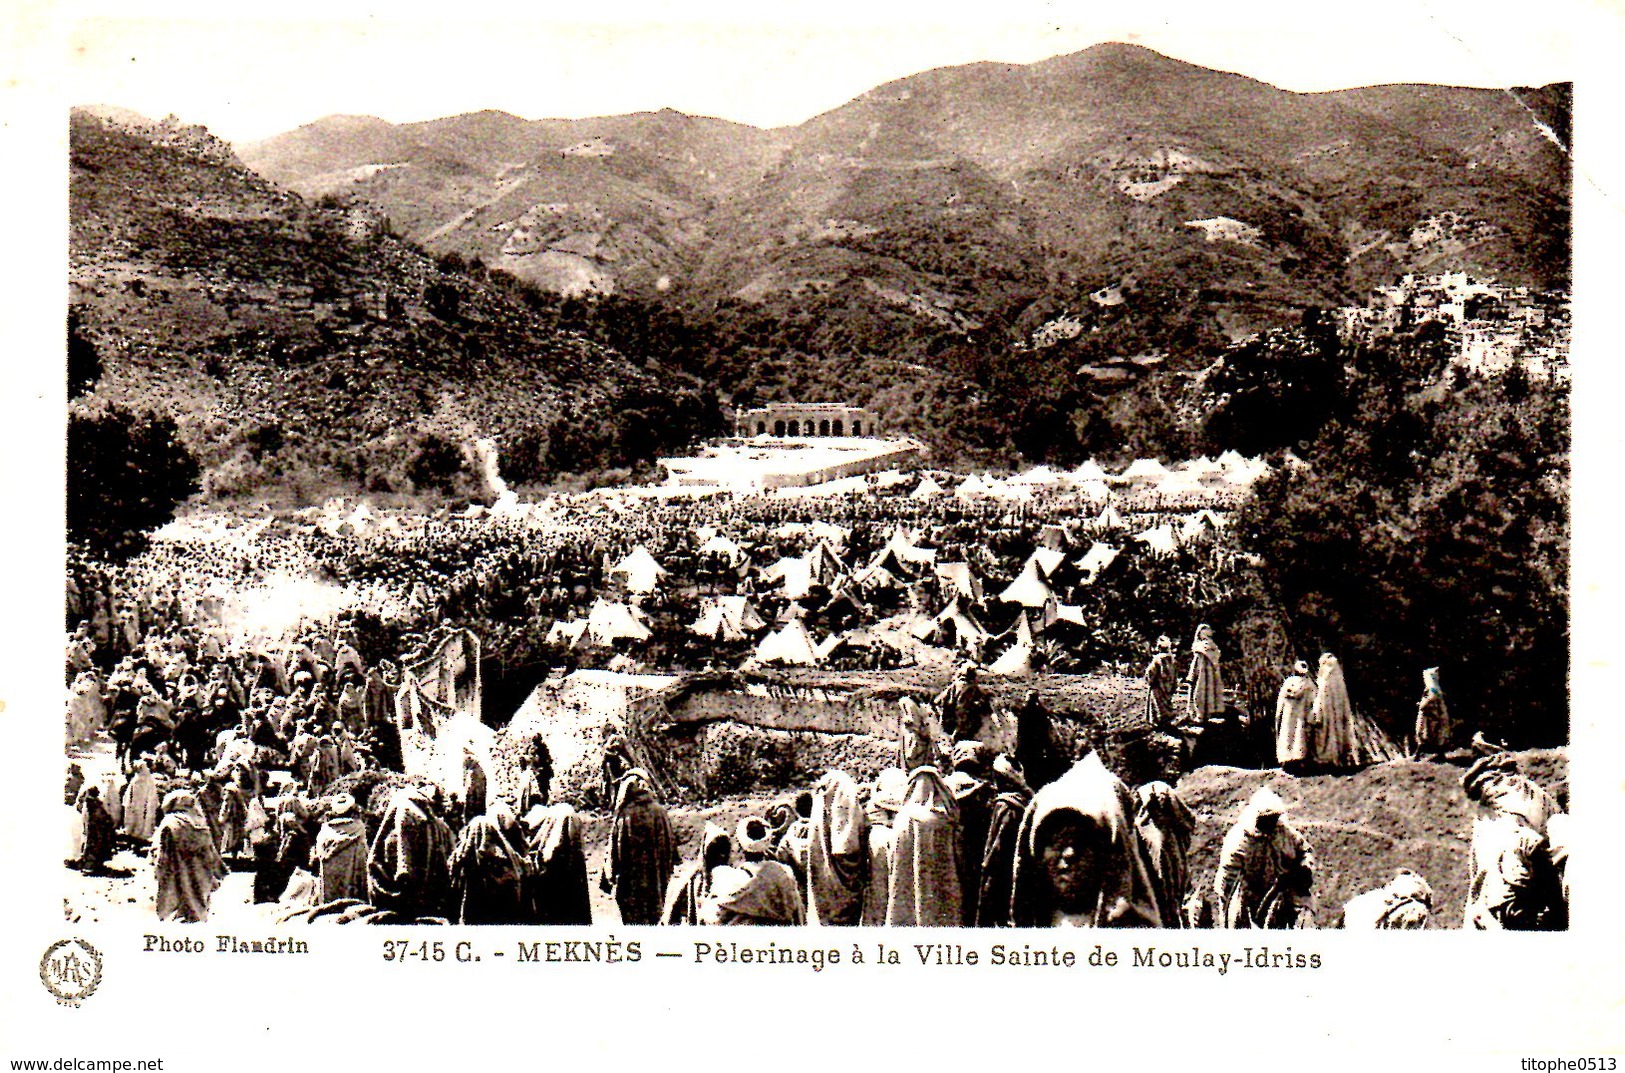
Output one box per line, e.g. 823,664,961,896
910,475,946,498
998,559,1056,608
586,600,652,645
1135,524,1179,556
934,561,983,602
611,546,667,593
755,618,823,666
689,596,767,641
1076,541,1120,583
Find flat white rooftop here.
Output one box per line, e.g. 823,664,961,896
658,436,925,491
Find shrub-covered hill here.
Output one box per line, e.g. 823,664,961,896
69,109,721,505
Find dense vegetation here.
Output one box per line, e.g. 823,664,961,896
1235,325,1568,746
67,407,200,559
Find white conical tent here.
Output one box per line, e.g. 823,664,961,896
1071,460,1109,483
1182,456,1224,477
546,619,589,648
1024,547,1067,578
1075,541,1120,583
1195,508,1229,530
698,533,744,558
611,546,667,594
998,559,1055,608
1123,458,1169,480
586,600,652,645
882,526,936,565
808,521,850,550
989,640,1035,677
755,618,824,665
910,474,946,498
761,556,816,601
1180,513,1217,542
1095,503,1128,530
805,542,847,588
933,561,983,602
689,596,767,642
1217,449,1248,469
955,474,993,498
933,597,989,646
1135,524,1179,556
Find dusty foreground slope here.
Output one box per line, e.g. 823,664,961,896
1177,749,1566,927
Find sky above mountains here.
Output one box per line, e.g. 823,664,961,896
59,0,1582,144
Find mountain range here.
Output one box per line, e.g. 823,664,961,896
242,43,1570,353
70,44,1571,504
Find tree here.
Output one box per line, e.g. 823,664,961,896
67,407,200,559
1238,353,1568,747
67,308,102,399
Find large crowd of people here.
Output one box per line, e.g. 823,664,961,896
63,480,1568,930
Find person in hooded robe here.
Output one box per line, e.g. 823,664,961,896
1143,636,1180,729
946,742,996,924
604,770,677,926
806,770,868,926
861,768,907,926
1010,754,1162,928
664,821,732,925
1462,754,1563,838
311,792,369,903
1274,661,1316,772
524,802,592,925
935,663,991,742
76,785,118,875
450,801,530,924
1310,653,1361,769
1341,869,1434,929
600,734,633,807
516,737,553,817
974,755,1033,927
1462,758,1565,931
1414,667,1454,759
121,759,161,844
272,794,317,900
700,817,804,925
1012,689,1065,791
1213,787,1315,929
886,767,963,926
312,731,341,793
773,791,815,891
1133,781,1197,928
154,790,227,922
369,786,455,922
216,777,248,860
67,671,106,748
897,695,939,773
1184,625,1225,725
65,762,86,807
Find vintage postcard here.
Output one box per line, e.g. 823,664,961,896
3,0,1622,1065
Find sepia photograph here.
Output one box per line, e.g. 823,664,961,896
6,0,1623,1065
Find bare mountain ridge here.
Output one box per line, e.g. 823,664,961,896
237,43,1568,355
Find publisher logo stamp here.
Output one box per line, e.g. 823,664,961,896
40,938,102,1006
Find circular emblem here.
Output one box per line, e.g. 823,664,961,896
40,939,102,1006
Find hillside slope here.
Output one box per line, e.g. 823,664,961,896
70,109,719,505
